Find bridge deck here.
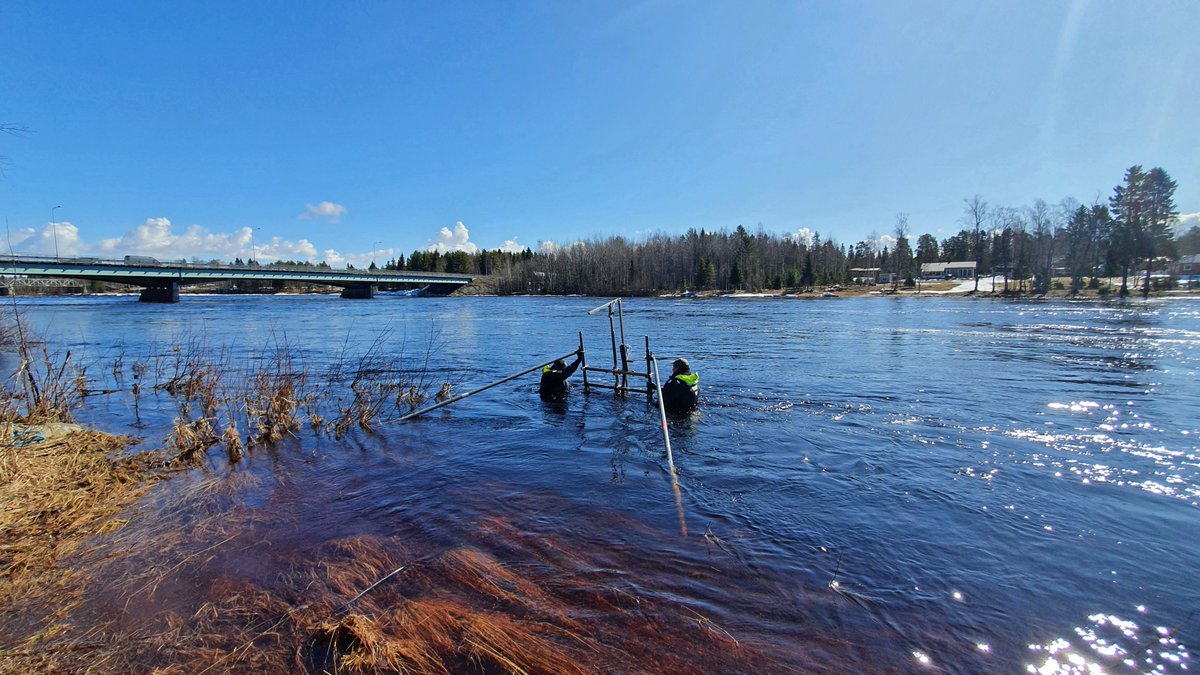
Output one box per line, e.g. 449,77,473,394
0,255,473,301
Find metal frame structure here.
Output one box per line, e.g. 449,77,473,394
580,298,654,400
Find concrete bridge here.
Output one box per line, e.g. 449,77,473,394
0,254,473,302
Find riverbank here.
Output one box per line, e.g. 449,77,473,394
5,274,1196,301
658,276,1200,300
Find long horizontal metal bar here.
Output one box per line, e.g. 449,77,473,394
584,382,647,394
400,350,579,421
583,365,649,379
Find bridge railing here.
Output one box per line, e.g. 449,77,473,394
0,253,472,280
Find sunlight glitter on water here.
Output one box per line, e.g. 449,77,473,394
1048,401,1103,412
1027,612,1191,674
1006,422,1200,504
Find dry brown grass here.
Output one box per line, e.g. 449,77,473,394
8,338,84,425
0,430,168,659
167,416,220,463
244,348,305,447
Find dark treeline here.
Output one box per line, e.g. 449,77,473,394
381,165,1192,297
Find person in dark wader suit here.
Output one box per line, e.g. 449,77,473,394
539,351,583,401
660,358,699,415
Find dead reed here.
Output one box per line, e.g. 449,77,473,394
243,343,306,446
10,339,83,425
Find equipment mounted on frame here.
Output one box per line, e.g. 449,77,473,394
402,298,660,416
580,298,655,400
398,297,686,535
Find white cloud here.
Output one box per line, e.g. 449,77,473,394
425,221,478,254
498,238,525,253
254,235,320,262
787,228,815,247
338,246,397,269
300,201,347,224
10,217,317,263
1175,212,1200,233
92,218,271,261
8,221,87,256
876,234,897,252
321,248,347,267
538,239,584,255
7,216,409,270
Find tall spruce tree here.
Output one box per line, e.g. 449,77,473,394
1109,165,1148,296
1140,167,1178,296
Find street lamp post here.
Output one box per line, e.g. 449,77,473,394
51,205,61,260
250,227,261,265
374,241,382,269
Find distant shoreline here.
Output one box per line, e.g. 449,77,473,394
6,276,1198,301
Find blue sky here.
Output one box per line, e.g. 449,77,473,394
2,1,1197,266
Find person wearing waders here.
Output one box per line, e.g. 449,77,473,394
660,358,699,415
539,351,583,401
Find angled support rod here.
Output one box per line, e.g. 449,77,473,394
400,350,578,421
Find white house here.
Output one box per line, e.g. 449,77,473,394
921,261,976,279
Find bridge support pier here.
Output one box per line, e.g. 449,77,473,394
340,284,376,299
139,282,180,303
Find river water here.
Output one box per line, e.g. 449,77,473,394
10,294,1200,673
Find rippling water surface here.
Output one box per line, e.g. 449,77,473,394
13,294,1200,672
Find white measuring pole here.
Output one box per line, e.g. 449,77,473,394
650,356,687,536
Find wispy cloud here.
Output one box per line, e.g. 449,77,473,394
300,201,347,224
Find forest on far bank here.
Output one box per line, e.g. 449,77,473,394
380,165,1193,297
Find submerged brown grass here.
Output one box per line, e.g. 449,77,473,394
0,517,784,674
0,319,783,673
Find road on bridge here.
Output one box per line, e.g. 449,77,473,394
0,254,473,302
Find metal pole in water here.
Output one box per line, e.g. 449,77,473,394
607,305,619,393
644,336,653,401
587,299,624,396
399,350,578,421
617,299,629,391
579,331,589,392
650,356,687,537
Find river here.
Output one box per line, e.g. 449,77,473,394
9,294,1200,673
